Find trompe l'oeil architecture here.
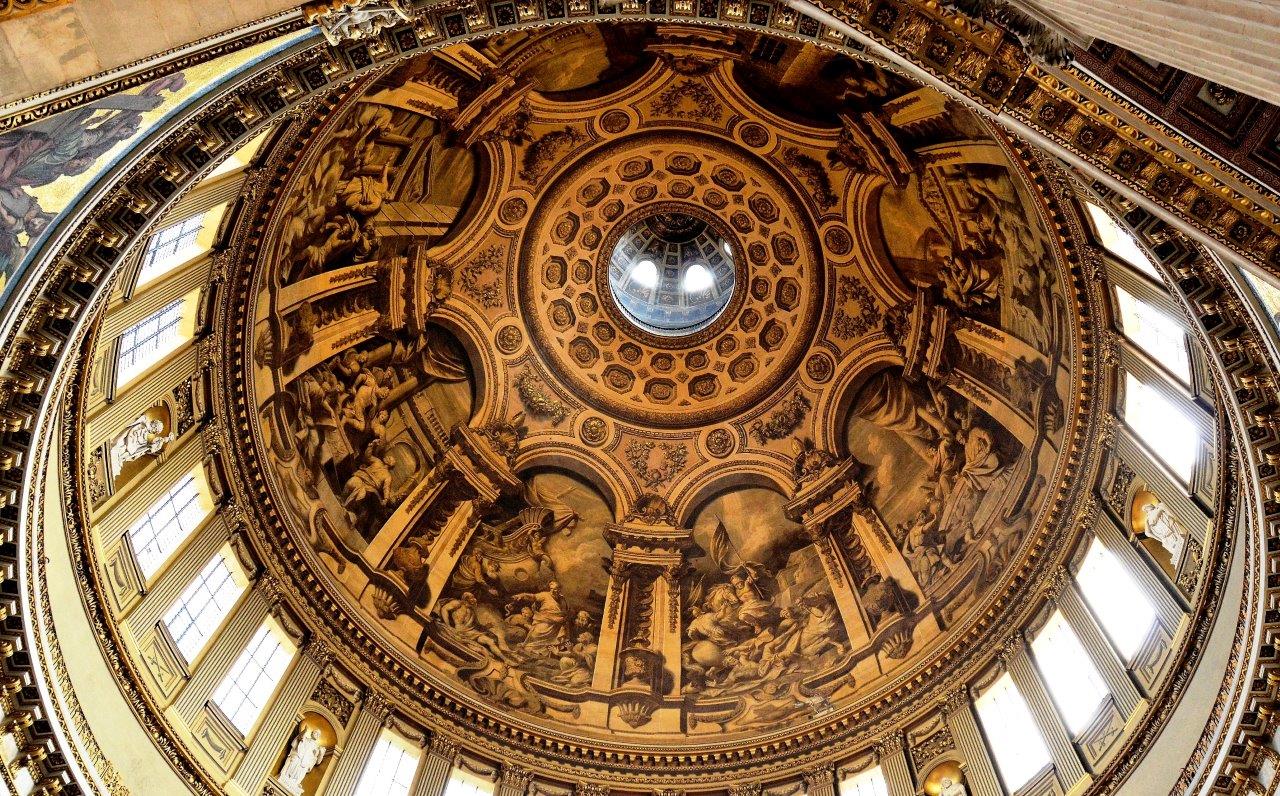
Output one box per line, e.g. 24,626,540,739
0,3,1277,796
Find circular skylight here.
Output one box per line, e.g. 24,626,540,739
608,211,737,337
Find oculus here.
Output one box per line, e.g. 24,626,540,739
608,209,738,338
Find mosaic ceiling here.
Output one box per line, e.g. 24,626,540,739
230,22,1089,754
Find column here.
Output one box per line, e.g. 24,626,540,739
876,732,916,796
324,694,391,796
230,642,326,791
173,588,270,723
1053,573,1143,716
940,690,1003,796
1004,638,1089,789
410,736,458,796
1021,0,1280,106
802,765,836,796
497,765,532,796
785,458,875,656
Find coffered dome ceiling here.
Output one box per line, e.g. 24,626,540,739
225,22,1090,763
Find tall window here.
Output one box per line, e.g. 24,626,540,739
443,768,497,796
136,215,203,287
1075,538,1156,660
1085,202,1162,281
127,472,208,580
1030,611,1110,733
211,621,294,736
1123,372,1199,482
163,552,245,663
1241,265,1280,337
1114,285,1190,382
116,299,185,386
354,731,422,796
975,673,1052,792
839,765,890,796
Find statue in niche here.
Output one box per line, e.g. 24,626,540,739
277,726,328,794
938,776,967,796
109,415,173,474
1142,500,1186,562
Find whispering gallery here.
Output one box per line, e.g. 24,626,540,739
2,2,1280,796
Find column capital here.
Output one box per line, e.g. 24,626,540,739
996,632,1027,667
940,687,970,716
1042,566,1070,603
802,764,835,790
302,637,334,671
362,692,392,722
874,728,905,757
501,764,533,791
429,733,460,760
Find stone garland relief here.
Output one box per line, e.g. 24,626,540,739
233,23,1082,752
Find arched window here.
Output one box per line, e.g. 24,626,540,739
838,765,889,796
1074,538,1156,660
974,673,1051,792
1030,611,1110,733
683,262,714,293
126,469,211,580
629,259,659,289
162,548,246,663
211,619,295,735
354,729,422,796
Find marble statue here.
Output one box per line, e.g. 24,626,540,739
109,416,173,474
1142,501,1186,562
938,776,967,796
278,726,328,794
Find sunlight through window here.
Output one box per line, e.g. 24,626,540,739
163,551,246,663
1123,372,1199,482
128,472,209,580
838,765,889,796
211,621,294,735
1086,202,1162,280
354,730,422,796
1075,538,1156,661
443,767,497,796
1115,285,1190,382
975,673,1052,792
629,259,659,288
1031,611,1110,734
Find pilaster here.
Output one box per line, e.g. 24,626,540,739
876,731,915,796
1003,637,1089,790
410,735,459,796
323,694,392,796
940,690,1003,796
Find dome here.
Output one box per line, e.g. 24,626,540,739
2,7,1274,796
